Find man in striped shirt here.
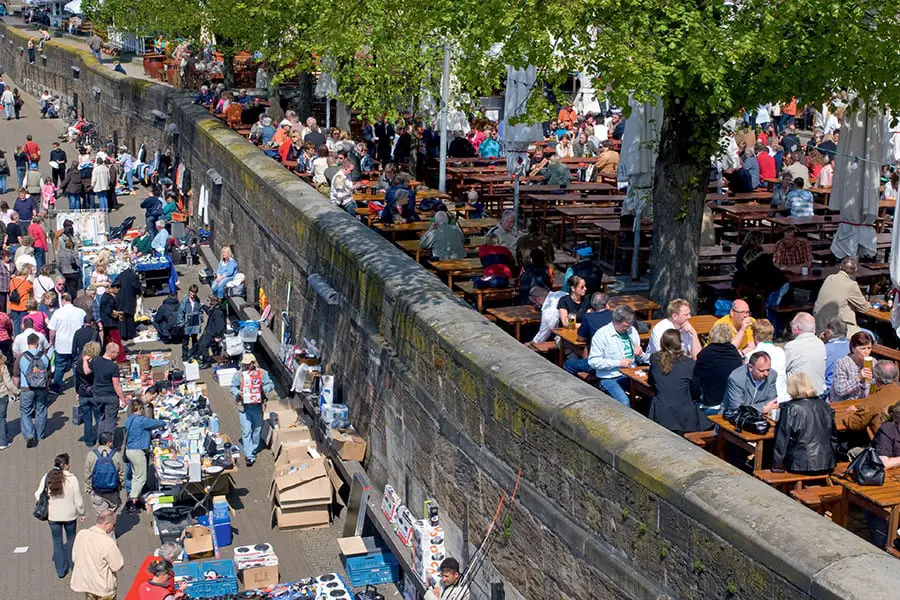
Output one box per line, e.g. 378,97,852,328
786,178,814,217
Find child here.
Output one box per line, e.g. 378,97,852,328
41,177,56,212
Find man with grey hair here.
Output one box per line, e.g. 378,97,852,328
814,256,871,336
71,509,124,598
587,304,644,406
151,219,169,254
839,360,900,433
124,542,183,596
486,209,520,254
563,292,614,375
821,318,850,393
784,312,826,394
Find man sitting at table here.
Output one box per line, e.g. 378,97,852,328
593,141,619,180
821,318,851,394
813,256,871,336
647,298,701,359
786,178,814,217
770,172,795,210
784,312,827,394
839,360,900,434
782,151,810,188
486,209,520,254
722,350,779,415
755,142,776,182
539,155,572,187
713,299,756,354
772,226,812,268
587,305,644,407
770,373,836,474
420,212,465,261
742,147,761,189
563,292,614,375
528,286,566,344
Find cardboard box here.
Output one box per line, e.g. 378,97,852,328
240,565,279,590
273,444,312,469
269,457,333,509
269,425,312,457
265,400,298,429
272,505,330,530
330,429,368,462
182,525,214,558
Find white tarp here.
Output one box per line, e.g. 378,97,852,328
63,0,81,14
501,65,543,176
575,73,603,116
890,190,900,336
829,106,884,259
618,96,663,217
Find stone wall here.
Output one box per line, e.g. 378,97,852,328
4,23,900,599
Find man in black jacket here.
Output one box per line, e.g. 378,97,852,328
71,313,100,364
115,267,142,341
153,294,182,343
192,296,226,367
49,142,67,187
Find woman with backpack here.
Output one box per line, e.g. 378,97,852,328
123,395,166,515
34,453,85,578
84,431,125,516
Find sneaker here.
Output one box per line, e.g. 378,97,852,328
26,438,38,448
244,458,255,467
0,445,8,450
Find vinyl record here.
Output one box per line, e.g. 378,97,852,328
205,465,224,474
163,459,184,469
317,573,336,583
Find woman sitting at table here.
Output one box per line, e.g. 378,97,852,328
770,172,795,209
572,130,598,158
517,248,552,305
830,331,875,402
771,373,836,474
555,133,575,158
865,401,900,548
648,329,709,434
693,323,743,414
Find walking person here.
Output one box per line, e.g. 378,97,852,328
123,396,165,514
27,214,48,271
60,161,84,210
13,146,27,189
13,89,23,119
18,332,50,448
76,341,101,447
1,85,14,120
231,353,275,467
0,249,12,313
49,142,67,188
84,431,125,516
0,353,18,449
114,267,141,341
58,239,81,300
91,157,110,212
177,285,202,361
35,454,85,578
70,510,125,600
9,263,34,335
0,149,10,194
49,292,87,394
82,342,125,436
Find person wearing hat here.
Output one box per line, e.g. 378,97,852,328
424,557,469,600
98,281,126,362
230,353,274,466
562,246,606,296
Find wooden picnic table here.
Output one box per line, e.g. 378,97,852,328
637,315,719,342
780,264,881,285
591,221,655,273
707,413,775,472
373,217,497,241
863,307,892,323
621,366,654,400
428,257,484,288
553,326,585,366
396,239,426,263
453,280,518,312
831,467,900,556
555,206,622,246
486,305,541,340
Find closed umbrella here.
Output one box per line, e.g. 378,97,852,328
501,66,543,225
617,96,663,278
890,190,900,336
829,105,884,259
63,0,82,14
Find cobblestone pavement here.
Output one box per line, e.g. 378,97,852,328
0,75,381,600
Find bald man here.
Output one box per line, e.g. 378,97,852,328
712,299,756,354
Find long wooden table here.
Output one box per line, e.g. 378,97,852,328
486,305,541,340
454,280,518,312
428,258,484,288
708,413,775,472
373,217,497,241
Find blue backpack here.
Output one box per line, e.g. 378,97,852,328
91,449,119,492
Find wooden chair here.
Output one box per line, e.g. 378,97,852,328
684,430,717,450
754,469,831,492
790,485,842,519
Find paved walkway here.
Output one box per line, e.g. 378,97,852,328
0,74,359,598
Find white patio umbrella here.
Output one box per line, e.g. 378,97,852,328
501,66,543,225
574,72,602,116
829,105,884,259
63,0,82,14
617,96,663,278
890,190,900,336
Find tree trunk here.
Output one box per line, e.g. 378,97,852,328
294,73,314,120
649,99,716,309
222,52,235,89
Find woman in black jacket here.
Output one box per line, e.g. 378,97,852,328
59,162,84,210
692,322,743,412
114,267,142,341
771,373,836,474
648,329,709,434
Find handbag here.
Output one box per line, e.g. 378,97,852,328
845,446,885,486
72,404,83,425
33,472,51,521
724,405,770,435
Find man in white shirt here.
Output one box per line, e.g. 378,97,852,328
588,305,644,407
151,220,169,253
528,287,567,344
48,292,87,393
13,316,49,358
784,312,827,395
647,298,701,358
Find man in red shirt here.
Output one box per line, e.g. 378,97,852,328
124,543,181,600
755,142,776,182
23,134,40,164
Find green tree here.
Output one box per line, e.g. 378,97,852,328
91,0,900,304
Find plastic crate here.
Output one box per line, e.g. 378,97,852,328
184,559,238,598
173,562,202,592
342,551,399,587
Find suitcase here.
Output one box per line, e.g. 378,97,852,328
356,586,385,600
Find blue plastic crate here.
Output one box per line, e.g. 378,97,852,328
184,559,238,598
173,562,202,592
342,551,399,587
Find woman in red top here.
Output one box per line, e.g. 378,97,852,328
124,543,181,600
477,232,515,283
27,214,48,271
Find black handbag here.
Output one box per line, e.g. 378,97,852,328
724,405,770,435
72,404,83,426
846,446,885,486
33,472,50,521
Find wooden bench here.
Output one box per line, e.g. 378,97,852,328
769,302,814,315
684,430,717,450
576,371,598,384
873,344,900,362
790,485,842,518
529,341,558,355
754,469,832,492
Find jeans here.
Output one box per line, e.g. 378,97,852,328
3,102,12,120
53,353,73,392
83,193,94,210
80,396,101,446
92,48,102,63
49,520,77,577
865,510,889,549
124,171,133,191
563,357,591,375
211,279,227,298
68,194,81,210
125,448,148,499
16,166,25,188
0,174,6,194
239,403,263,461
96,396,119,436
64,273,80,300
33,247,45,271
19,389,49,441
0,395,9,446
10,310,25,336
598,376,631,407
97,193,108,211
